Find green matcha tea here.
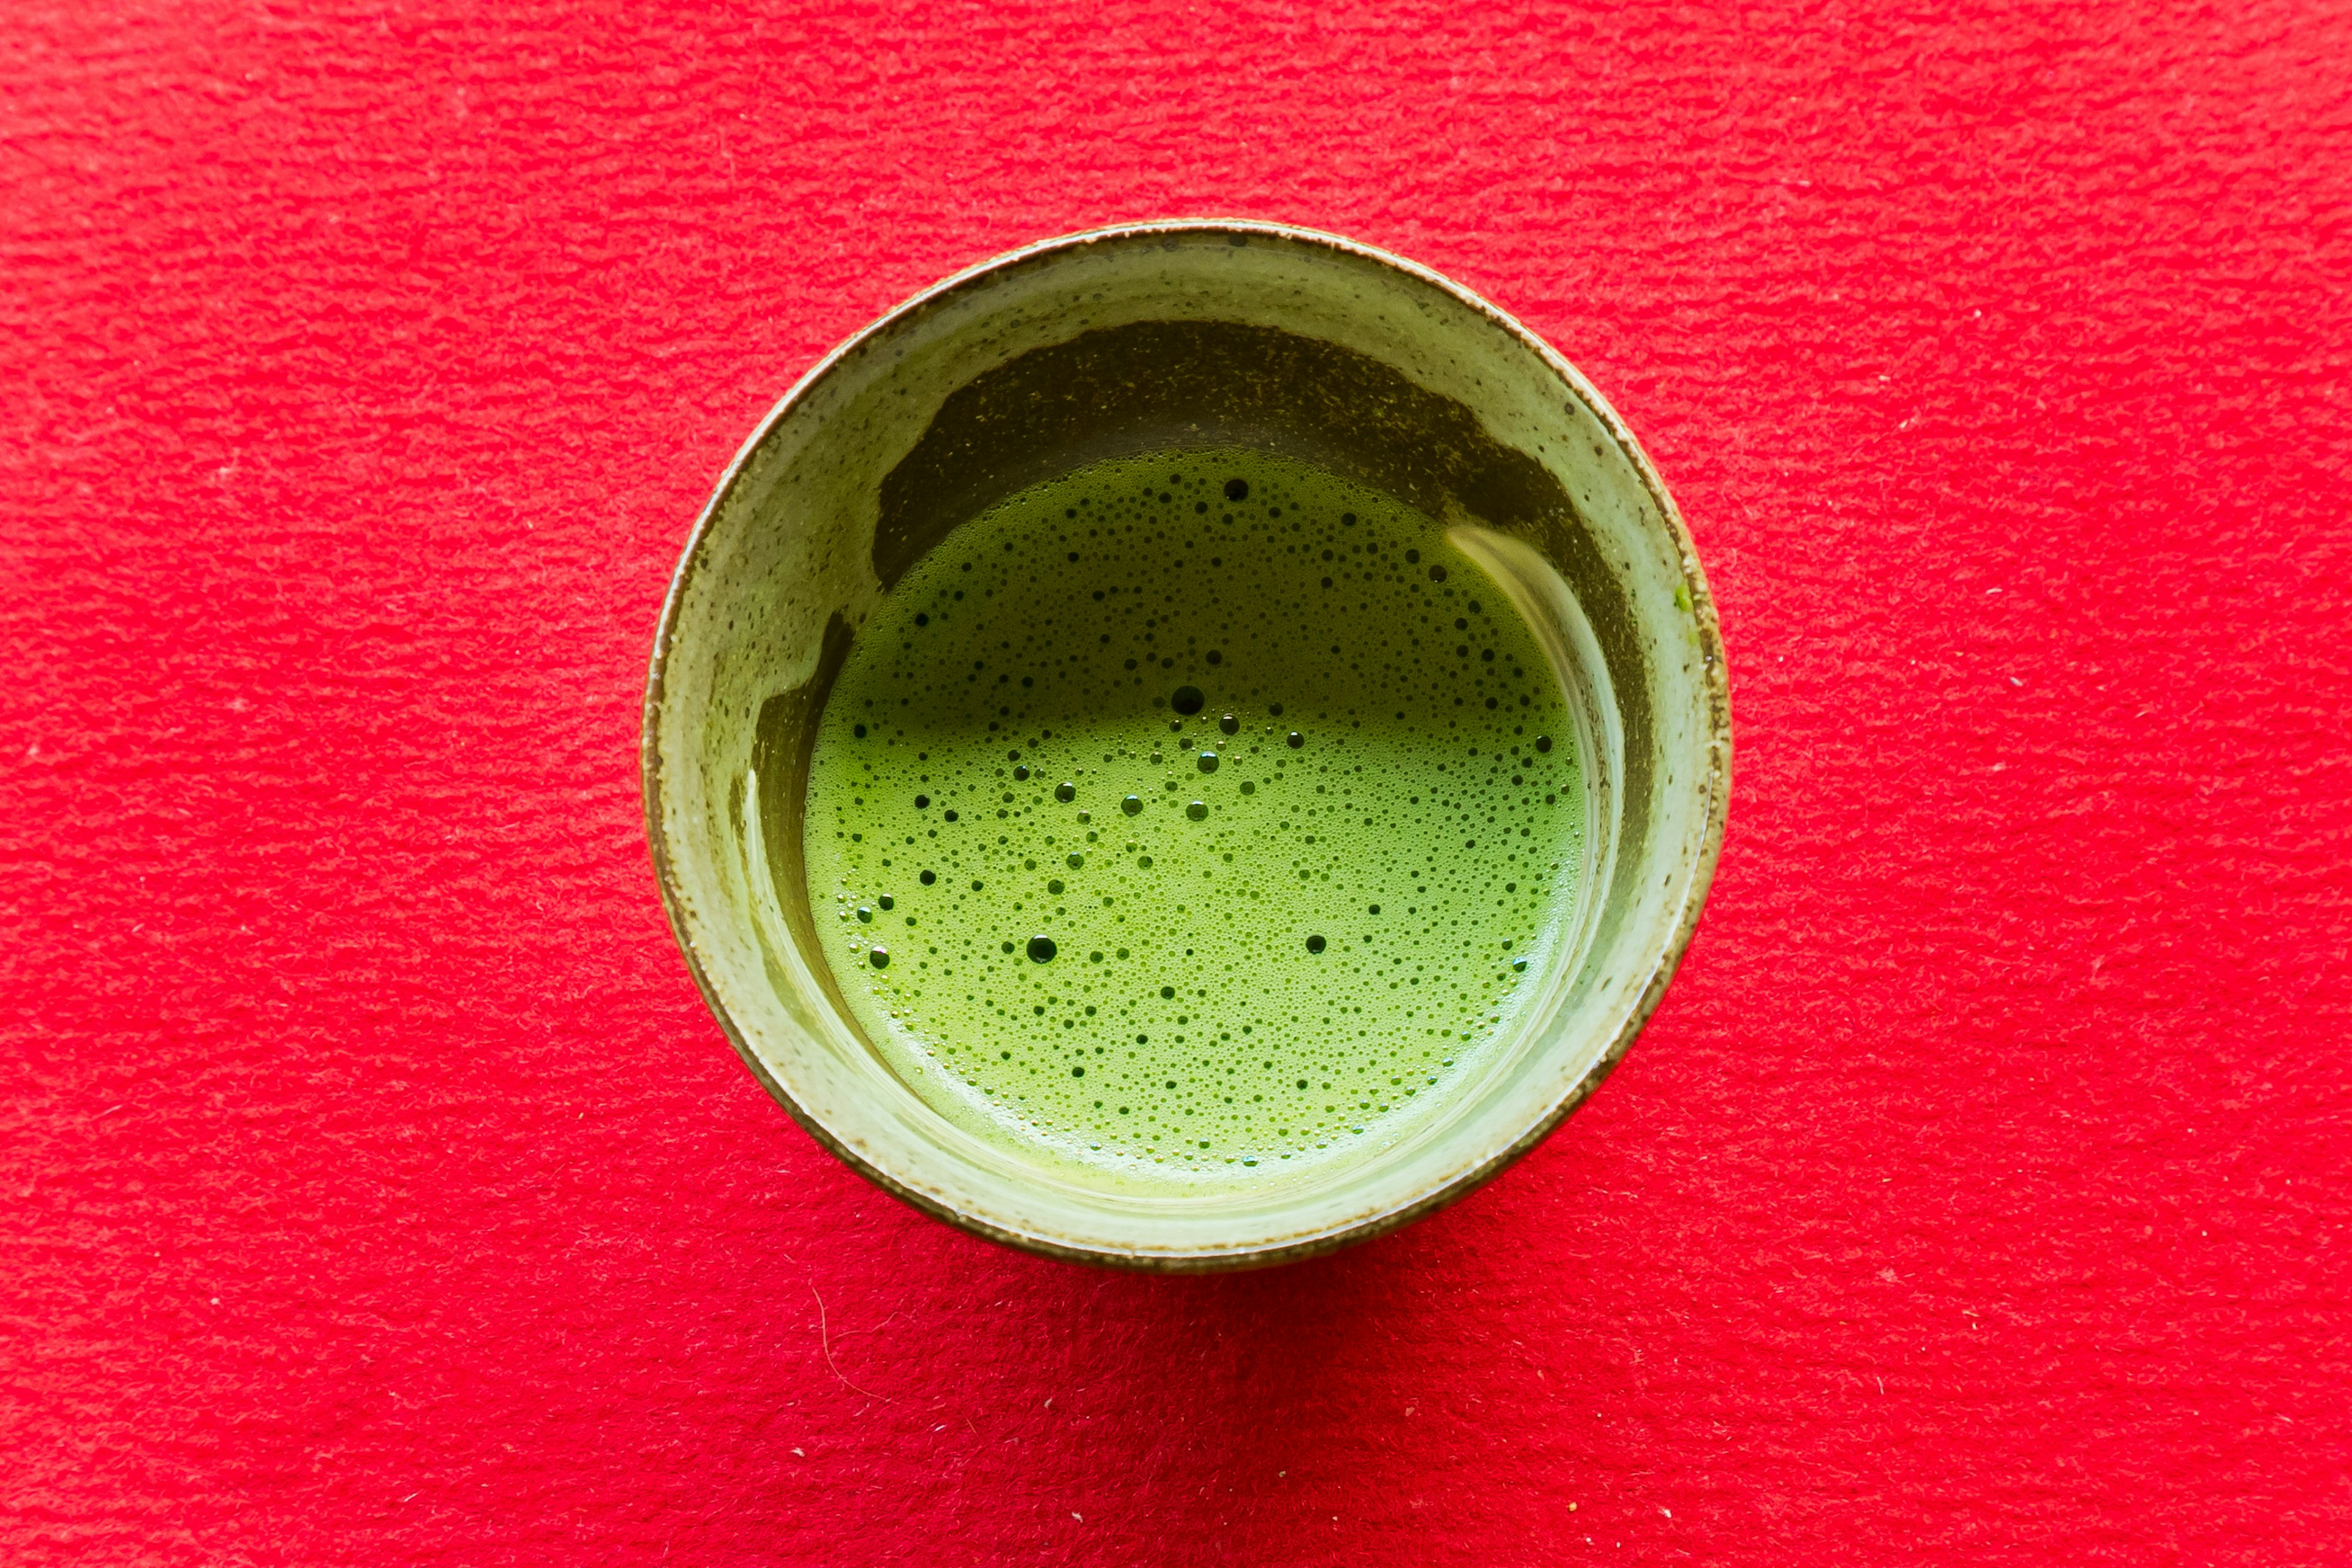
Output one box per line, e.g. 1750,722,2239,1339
801,450,1584,1183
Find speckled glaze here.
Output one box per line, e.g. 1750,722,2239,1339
643,221,1730,1270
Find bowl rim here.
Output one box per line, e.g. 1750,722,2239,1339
641,218,1732,1270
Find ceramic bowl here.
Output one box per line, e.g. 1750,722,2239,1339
643,221,1729,1270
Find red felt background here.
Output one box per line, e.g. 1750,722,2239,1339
4,2,2349,1562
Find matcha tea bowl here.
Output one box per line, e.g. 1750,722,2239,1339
643,221,1729,1270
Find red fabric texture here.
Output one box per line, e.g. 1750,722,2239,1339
4,3,2348,1562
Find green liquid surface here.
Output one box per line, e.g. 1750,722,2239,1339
802,450,1583,1185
